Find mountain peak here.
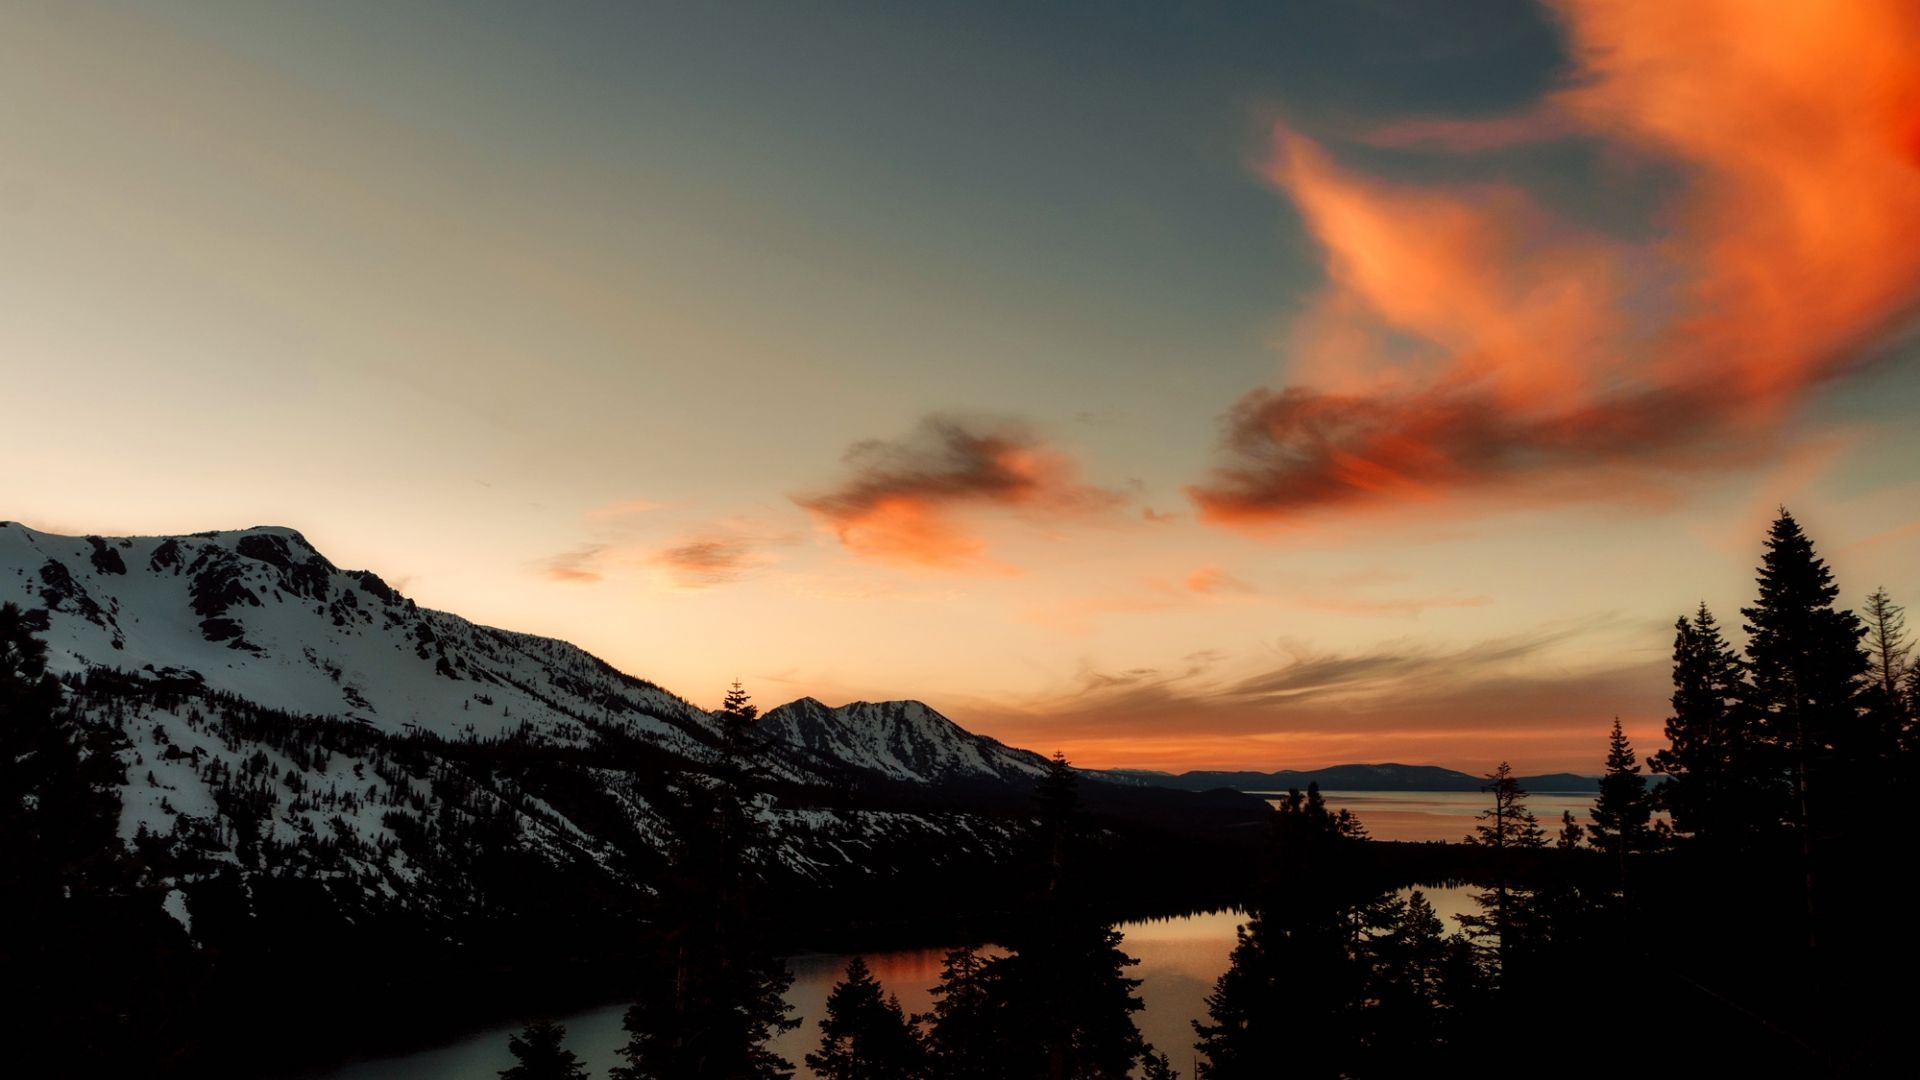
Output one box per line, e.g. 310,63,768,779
760,697,1045,784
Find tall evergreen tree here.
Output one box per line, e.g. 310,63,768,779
1588,719,1656,884
1193,902,1363,1079
1359,890,1453,1071
921,946,1003,1080
720,679,758,721
1649,604,1780,844
1140,1051,1181,1080
1457,763,1544,976
1740,510,1871,946
1908,661,1920,749
1863,589,1911,705
614,682,798,1080
805,956,925,1080
500,1018,589,1080
1556,810,1585,852
983,752,1155,1079
717,679,760,767
1862,588,1912,754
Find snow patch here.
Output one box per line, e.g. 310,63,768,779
162,888,192,936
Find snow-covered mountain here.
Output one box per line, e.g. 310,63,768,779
0,522,1049,790
0,521,1052,928
759,697,1049,785
0,522,717,747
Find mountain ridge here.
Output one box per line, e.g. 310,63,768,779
2,521,1060,791
1103,762,1613,793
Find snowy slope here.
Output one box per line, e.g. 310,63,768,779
0,522,717,752
1,522,1043,931
759,697,1049,785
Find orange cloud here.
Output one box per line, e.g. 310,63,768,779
795,415,1124,569
543,544,606,584
1192,0,1920,525
653,536,762,589
1184,566,1254,594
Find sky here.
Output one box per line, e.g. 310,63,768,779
4,0,1919,773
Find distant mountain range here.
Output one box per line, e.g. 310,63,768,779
1104,763,1614,794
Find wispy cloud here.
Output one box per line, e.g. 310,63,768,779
543,544,607,584
1184,566,1254,595
653,536,762,589
794,415,1125,570
1191,0,1920,525
1218,629,1584,703
958,621,1663,772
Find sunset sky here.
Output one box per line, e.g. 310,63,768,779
5,0,1919,773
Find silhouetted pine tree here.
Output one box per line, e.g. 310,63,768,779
1862,589,1912,760
501,1018,589,1080
613,682,798,1080
1457,763,1544,977
1589,720,1656,886
1908,660,1920,751
1193,905,1351,1079
1649,604,1782,846
720,679,758,748
1270,782,1367,846
1140,1051,1180,1080
983,751,1154,1078
1741,510,1871,947
720,679,758,720
1359,890,1454,1071
805,956,925,1080
1556,810,1585,851
1031,750,1080,901
921,946,1001,1079
1863,589,1910,701
1193,772,1386,1078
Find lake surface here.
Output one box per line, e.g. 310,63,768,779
321,897,1385,1079
1276,789,1612,843
323,793,1548,1078
325,889,1480,1079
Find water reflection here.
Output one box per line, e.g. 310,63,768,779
324,907,1272,1079
324,870,1491,1076
1261,789,1648,843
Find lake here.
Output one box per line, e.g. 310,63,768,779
324,791,1558,1078
1277,789,1611,843
323,886,1482,1079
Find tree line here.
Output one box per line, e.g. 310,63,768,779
1184,508,1916,1075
